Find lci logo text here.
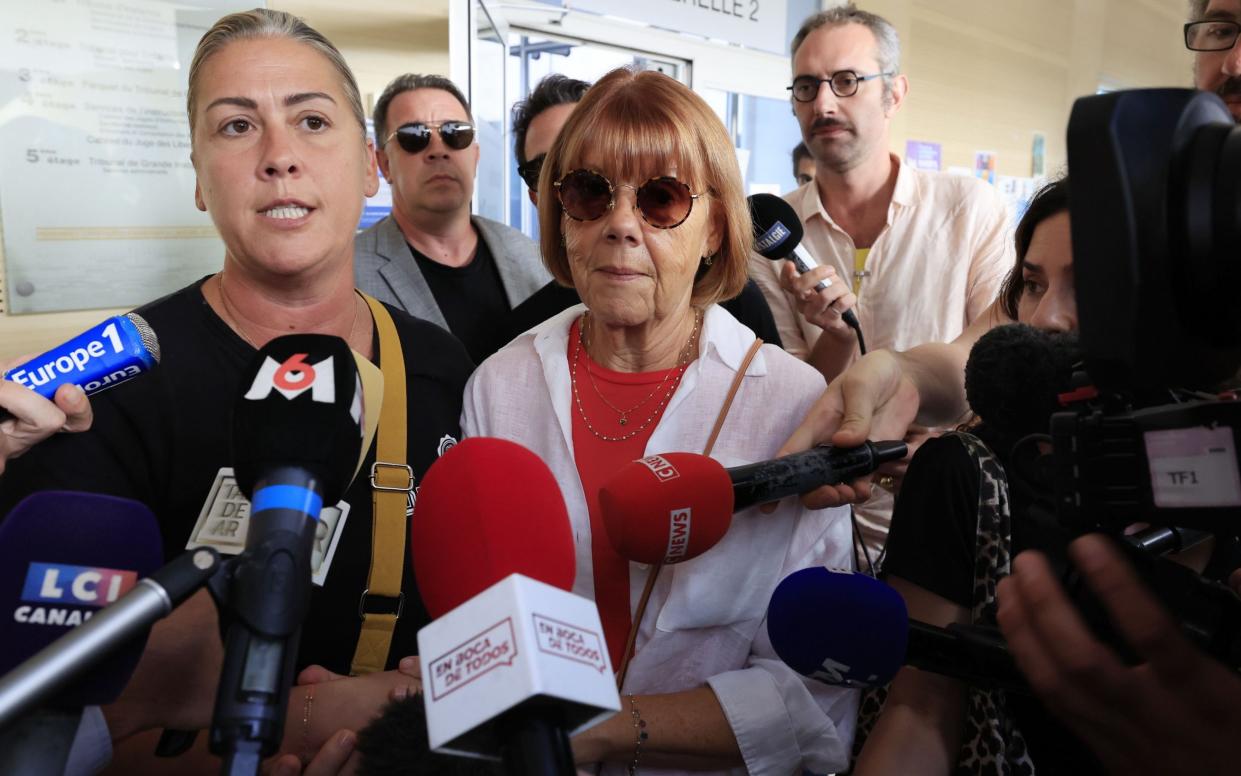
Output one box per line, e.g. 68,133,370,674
14,562,138,626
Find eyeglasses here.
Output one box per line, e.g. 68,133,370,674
384,121,475,154
1185,20,1241,51
787,71,893,102
518,154,545,189
554,169,704,229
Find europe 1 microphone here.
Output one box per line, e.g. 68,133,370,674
412,437,619,776
210,334,365,776
599,442,905,565
1,312,160,420
748,192,866,352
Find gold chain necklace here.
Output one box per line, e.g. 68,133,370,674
216,273,361,350
571,310,701,442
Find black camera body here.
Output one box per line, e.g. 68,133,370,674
1050,88,1241,666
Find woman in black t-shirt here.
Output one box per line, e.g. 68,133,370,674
852,177,1106,775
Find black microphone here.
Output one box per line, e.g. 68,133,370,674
965,323,1083,447
726,441,906,511
749,193,865,351
210,334,364,775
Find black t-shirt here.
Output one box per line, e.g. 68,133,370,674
484,278,785,356
411,239,510,364
882,433,1102,774
0,279,475,674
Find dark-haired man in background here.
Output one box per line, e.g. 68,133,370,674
354,74,549,364
792,141,815,187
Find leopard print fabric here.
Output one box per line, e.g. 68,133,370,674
850,432,1035,775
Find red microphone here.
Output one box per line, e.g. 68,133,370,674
410,437,575,618
598,453,734,565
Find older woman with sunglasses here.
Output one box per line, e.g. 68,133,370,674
463,68,857,776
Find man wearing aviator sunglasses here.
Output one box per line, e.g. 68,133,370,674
354,73,549,364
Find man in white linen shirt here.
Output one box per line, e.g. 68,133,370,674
750,4,1013,558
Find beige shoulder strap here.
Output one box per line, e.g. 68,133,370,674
351,294,412,675
616,338,764,688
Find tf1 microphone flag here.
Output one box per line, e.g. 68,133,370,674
0,491,163,709
2,312,160,401
599,443,906,565
412,438,618,761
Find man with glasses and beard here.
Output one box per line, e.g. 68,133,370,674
355,74,549,364
1187,0,1241,121
750,4,1014,562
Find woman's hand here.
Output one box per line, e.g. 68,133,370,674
0,356,93,475
778,262,857,336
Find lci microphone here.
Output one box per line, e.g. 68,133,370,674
3,313,160,401
0,491,163,775
412,438,619,775
767,567,1028,693
599,442,906,565
749,193,863,337
211,334,365,775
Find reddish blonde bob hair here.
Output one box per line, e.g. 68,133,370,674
537,67,750,308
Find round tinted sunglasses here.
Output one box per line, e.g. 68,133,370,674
384,121,475,154
553,169,705,229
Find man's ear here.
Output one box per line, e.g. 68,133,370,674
885,74,909,117
376,146,392,184
364,139,380,198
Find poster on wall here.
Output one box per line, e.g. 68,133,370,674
904,140,941,171
0,0,247,314
973,151,997,185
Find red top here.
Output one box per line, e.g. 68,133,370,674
567,318,685,667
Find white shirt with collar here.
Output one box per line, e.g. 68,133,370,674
462,304,858,776
750,153,1013,359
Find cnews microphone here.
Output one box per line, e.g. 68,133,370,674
0,491,162,775
767,567,1028,693
210,334,364,775
599,442,906,565
2,312,160,403
749,193,864,348
412,438,618,774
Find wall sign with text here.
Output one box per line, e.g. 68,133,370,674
573,0,788,55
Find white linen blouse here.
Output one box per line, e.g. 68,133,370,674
462,303,858,776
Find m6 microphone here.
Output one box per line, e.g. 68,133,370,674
0,491,163,775
412,438,618,774
2,313,160,403
749,193,864,348
767,567,1028,693
211,334,364,775
598,443,906,564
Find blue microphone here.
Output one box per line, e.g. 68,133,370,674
767,567,1029,692
3,313,160,400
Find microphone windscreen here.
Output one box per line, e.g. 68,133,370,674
411,438,575,618
0,491,163,706
598,453,733,564
965,324,1082,443
232,334,363,504
748,193,806,261
767,567,908,687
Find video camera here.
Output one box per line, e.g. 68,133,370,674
1049,88,1241,667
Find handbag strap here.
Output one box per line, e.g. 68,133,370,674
350,293,412,675
616,337,764,689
